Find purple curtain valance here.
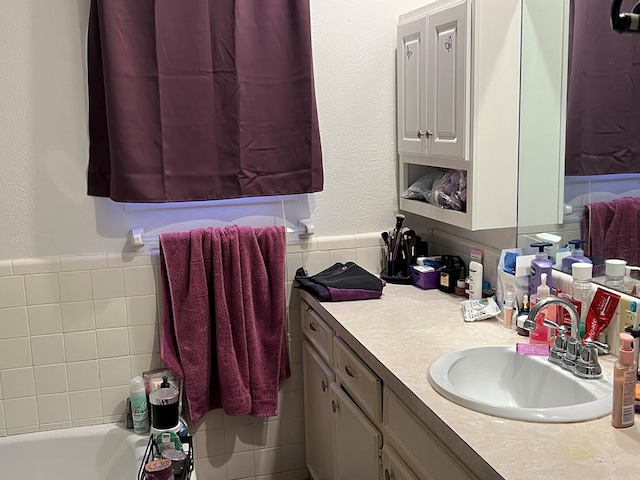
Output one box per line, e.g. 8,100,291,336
87,0,323,202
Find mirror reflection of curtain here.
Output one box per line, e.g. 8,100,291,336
87,0,323,203
565,0,640,175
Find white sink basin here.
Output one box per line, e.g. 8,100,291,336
427,345,612,423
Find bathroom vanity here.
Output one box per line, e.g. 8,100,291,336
300,284,640,480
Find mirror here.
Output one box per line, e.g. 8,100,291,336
517,0,640,299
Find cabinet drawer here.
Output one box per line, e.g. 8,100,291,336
301,301,333,364
333,337,382,423
382,444,420,480
383,388,476,480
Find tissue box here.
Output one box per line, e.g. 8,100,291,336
410,265,439,290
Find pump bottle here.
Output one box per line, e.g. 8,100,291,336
561,239,592,273
612,333,636,428
529,242,553,296
529,273,554,345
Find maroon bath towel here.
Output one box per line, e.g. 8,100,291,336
160,226,290,423
582,197,640,266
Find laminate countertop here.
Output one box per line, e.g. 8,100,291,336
299,284,640,480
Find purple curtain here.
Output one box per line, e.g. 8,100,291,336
87,0,323,202
565,0,640,175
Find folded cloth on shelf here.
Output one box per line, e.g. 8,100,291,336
295,262,384,301
582,197,640,266
160,225,290,423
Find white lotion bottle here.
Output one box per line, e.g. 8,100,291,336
468,261,483,300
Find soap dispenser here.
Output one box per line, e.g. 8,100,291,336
529,273,554,345
529,242,553,296
561,239,591,273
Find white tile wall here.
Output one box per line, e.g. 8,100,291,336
0,307,29,339
0,233,387,479
33,364,68,395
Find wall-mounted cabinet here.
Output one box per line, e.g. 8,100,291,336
397,0,521,230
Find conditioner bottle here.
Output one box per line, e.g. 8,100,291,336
612,333,636,428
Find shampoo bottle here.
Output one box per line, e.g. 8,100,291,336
612,333,636,428
529,242,553,296
529,273,554,345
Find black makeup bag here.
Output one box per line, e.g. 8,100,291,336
294,262,384,301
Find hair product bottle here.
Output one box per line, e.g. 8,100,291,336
130,376,150,434
612,333,637,428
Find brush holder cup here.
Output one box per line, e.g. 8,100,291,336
381,236,412,284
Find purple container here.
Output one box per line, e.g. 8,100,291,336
410,266,439,290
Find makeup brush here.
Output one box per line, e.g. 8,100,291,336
393,213,406,236
391,214,406,262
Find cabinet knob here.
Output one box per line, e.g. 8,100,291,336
385,468,392,480
331,400,337,413
309,322,318,332
321,380,326,392
417,129,433,139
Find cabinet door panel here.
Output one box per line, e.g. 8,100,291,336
398,17,427,155
330,382,381,480
382,444,421,480
303,342,335,480
383,388,475,480
427,1,468,160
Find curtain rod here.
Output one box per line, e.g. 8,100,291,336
129,219,314,248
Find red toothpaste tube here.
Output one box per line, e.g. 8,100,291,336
583,288,621,344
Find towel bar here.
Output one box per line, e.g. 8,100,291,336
129,220,315,248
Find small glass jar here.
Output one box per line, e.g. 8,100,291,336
144,458,173,480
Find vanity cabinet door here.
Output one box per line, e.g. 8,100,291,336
303,341,335,480
382,444,421,480
330,382,382,480
398,15,428,156
426,0,468,161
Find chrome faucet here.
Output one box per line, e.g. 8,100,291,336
525,296,610,379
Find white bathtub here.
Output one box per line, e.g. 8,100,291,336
0,424,149,479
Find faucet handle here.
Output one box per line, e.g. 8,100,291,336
573,340,609,380
561,337,581,372
543,319,569,365
583,338,611,355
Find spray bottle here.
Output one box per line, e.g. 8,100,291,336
130,376,150,434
